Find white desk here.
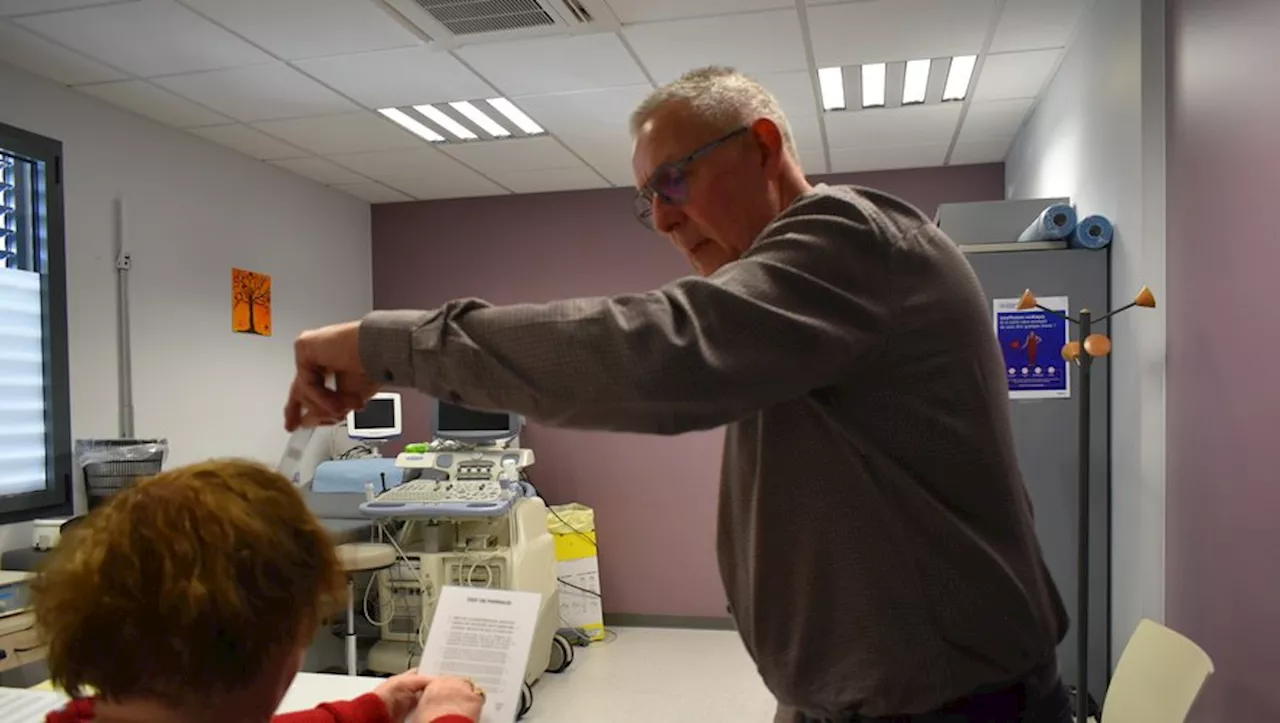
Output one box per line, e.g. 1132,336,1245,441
0,672,385,722
277,672,383,713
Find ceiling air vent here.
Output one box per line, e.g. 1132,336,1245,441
411,0,557,35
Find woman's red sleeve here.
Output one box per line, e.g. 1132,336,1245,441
271,693,391,723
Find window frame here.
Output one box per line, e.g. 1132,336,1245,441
1,121,72,524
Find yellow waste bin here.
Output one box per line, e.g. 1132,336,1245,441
547,503,605,641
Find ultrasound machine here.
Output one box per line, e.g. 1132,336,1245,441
360,401,565,716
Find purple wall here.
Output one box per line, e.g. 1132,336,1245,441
1167,0,1280,720
371,163,1005,617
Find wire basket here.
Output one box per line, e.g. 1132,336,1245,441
76,438,168,509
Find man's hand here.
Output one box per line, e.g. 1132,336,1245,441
284,320,381,431
415,676,485,722
371,672,433,722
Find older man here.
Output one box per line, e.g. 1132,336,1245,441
284,66,1070,723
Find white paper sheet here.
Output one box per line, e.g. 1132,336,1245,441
418,586,542,723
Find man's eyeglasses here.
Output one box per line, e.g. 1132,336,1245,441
633,126,749,229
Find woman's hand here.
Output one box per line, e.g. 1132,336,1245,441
372,672,433,721
416,676,485,722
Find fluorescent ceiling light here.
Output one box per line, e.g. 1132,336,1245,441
449,101,511,137
861,63,886,108
378,107,444,143
903,59,931,105
485,98,544,135
943,55,977,101
817,66,845,111
413,104,478,140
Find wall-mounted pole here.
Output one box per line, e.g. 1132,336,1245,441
115,198,134,438
1076,309,1092,723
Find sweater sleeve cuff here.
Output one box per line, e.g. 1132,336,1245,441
346,694,391,722
359,310,429,389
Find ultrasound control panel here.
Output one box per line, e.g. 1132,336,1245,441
361,449,536,519
396,448,534,483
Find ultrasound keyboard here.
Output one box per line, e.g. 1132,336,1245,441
374,480,503,504
359,480,513,519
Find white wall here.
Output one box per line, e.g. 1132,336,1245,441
1005,0,1167,668
0,62,372,550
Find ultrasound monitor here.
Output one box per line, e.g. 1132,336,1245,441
347,392,402,440
433,399,521,443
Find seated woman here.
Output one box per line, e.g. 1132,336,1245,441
32,459,484,723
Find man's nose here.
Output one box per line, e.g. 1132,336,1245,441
651,194,684,234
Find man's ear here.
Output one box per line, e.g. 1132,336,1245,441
750,118,785,175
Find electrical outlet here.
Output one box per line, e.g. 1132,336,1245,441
115,252,131,270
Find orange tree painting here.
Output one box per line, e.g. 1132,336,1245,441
232,268,272,336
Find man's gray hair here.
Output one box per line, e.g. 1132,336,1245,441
629,66,798,160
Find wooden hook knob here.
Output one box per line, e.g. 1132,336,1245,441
1016,289,1037,311
1061,341,1081,362
1084,333,1112,357
1134,286,1156,308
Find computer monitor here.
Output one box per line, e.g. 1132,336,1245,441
433,399,521,443
347,392,402,440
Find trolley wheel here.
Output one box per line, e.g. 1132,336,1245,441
517,681,533,719
547,633,574,673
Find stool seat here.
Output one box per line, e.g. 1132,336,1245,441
335,542,396,573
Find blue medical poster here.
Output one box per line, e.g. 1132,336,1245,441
992,296,1070,400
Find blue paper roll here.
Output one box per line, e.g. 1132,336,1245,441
1017,203,1078,242
1072,215,1113,250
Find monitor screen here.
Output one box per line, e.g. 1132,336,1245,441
353,398,396,430
436,402,511,434
346,392,402,439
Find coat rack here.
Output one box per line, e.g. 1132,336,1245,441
1015,285,1156,723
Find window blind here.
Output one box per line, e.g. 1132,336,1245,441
0,266,48,497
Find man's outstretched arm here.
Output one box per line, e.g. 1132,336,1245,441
359,205,895,435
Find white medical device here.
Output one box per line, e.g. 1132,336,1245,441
361,447,563,717
0,571,33,618
32,518,70,551
347,392,403,440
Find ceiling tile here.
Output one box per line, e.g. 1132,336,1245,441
829,143,951,174
181,0,423,60
973,49,1061,101
0,20,127,85
384,174,509,201
958,98,1034,141
512,85,650,136
755,70,819,120
507,86,651,185
950,137,1013,165
575,143,635,187
327,147,463,181
825,104,963,149
798,147,827,175
604,0,789,23
189,124,308,160
807,0,997,67
333,182,412,204
155,63,358,122
440,137,581,174
787,114,823,155
486,165,609,195
0,0,122,16
455,32,649,97
623,10,807,84
253,112,425,154
271,157,367,185
78,79,231,127
294,47,495,109
990,0,1091,53
15,0,273,77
